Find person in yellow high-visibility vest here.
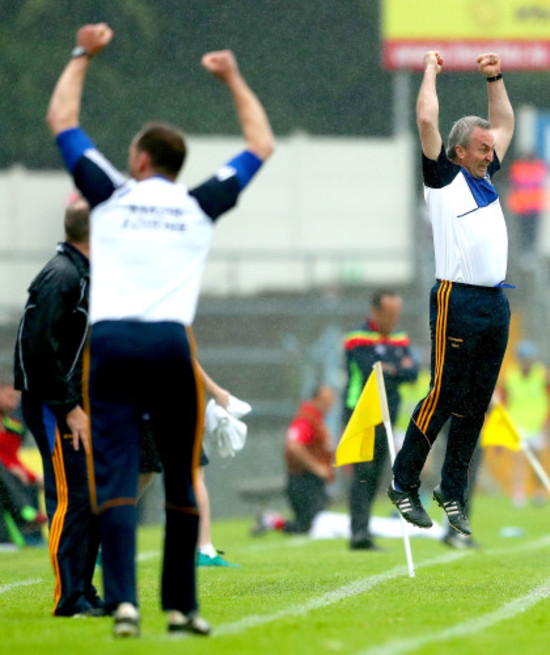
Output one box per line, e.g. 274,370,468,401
503,340,550,506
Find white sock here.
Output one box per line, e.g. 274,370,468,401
199,544,217,558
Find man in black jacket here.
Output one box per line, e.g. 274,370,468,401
342,290,418,550
14,198,104,617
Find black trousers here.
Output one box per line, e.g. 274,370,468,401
349,424,389,539
88,320,202,614
393,280,510,501
22,394,100,616
285,473,328,533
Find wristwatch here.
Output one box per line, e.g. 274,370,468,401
71,46,89,59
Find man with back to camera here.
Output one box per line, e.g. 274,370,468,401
388,52,514,537
14,198,104,616
46,23,274,637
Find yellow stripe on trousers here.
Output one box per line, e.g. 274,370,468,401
50,431,69,614
416,281,452,435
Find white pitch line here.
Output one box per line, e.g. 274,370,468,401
213,534,550,638
136,550,161,562
359,579,550,655
237,537,311,553
0,578,43,595
484,533,550,556
214,551,469,637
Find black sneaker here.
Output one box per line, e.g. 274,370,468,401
387,483,433,528
113,603,140,638
433,486,471,535
349,533,382,551
168,612,211,636
85,586,106,610
442,530,479,550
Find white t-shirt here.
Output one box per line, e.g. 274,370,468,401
423,147,508,287
89,176,215,325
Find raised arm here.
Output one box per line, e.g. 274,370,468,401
477,53,514,162
46,23,113,136
416,51,444,161
201,50,274,161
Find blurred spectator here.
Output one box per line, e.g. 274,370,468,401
283,385,336,533
342,291,418,550
507,153,548,254
254,385,336,535
0,380,46,546
502,340,550,507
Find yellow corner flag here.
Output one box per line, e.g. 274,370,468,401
334,370,382,466
481,403,521,452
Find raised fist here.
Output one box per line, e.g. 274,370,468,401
477,52,501,78
201,50,239,81
76,23,114,56
423,51,443,74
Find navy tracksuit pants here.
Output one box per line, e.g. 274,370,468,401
87,320,203,614
22,394,100,616
393,280,510,502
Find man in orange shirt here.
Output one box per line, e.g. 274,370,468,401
507,153,548,254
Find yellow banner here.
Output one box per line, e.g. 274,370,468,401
382,0,550,40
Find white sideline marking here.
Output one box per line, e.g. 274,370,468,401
135,534,550,562
485,533,550,556
359,579,550,655
137,550,161,562
238,537,311,553
0,578,43,595
214,535,550,638
214,552,468,636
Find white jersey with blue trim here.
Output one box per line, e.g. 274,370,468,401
423,146,508,287
90,176,215,325
55,127,263,326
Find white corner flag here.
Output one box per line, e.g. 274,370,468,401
373,361,415,578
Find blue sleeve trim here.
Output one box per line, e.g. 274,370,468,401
462,169,499,208
56,127,96,172
226,150,263,189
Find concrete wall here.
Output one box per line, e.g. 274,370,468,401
0,133,415,321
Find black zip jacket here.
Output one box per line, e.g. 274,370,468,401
14,242,89,417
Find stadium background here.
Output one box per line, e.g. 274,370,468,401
2,0,550,520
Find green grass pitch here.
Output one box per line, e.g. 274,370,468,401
1,495,549,655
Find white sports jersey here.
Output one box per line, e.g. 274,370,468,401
423,147,508,287
90,177,214,325
55,128,262,327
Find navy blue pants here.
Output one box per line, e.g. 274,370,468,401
393,280,510,501
22,394,100,616
87,320,203,614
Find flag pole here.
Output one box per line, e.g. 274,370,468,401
496,404,550,494
373,361,415,578
521,440,550,494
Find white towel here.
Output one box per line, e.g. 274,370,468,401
204,395,251,458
